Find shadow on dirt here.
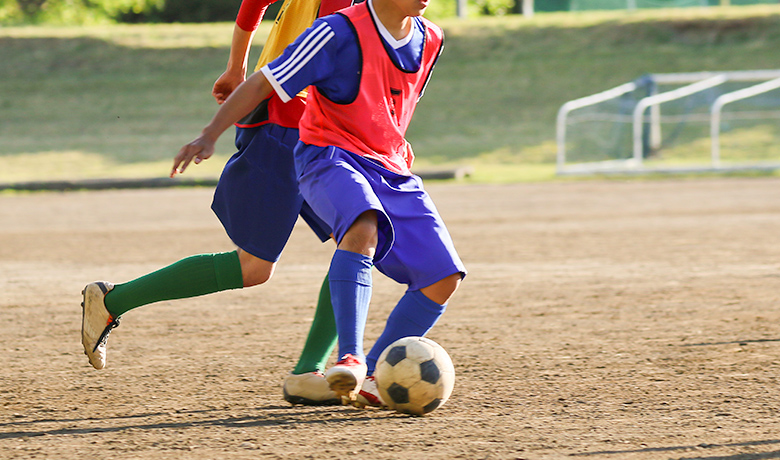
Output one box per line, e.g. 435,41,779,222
679,338,780,347
0,405,399,440
572,438,780,459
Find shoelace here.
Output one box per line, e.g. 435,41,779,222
93,317,121,352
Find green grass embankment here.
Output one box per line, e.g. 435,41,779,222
2,5,780,184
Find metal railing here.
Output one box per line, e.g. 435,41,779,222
557,70,780,175
710,77,780,167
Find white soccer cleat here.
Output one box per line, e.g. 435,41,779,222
325,353,367,401
352,375,387,409
283,371,342,406
81,281,120,370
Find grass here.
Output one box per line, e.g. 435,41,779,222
3,5,780,184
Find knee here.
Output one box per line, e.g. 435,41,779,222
237,249,275,287
338,211,379,257
420,273,462,305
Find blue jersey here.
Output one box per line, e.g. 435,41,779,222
261,0,428,104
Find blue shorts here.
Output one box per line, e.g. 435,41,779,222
295,144,467,291
211,124,331,262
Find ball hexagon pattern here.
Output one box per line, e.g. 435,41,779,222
374,336,455,416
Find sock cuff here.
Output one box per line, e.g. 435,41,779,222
408,289,447,315
213,251,244,291
388,290,447,330
329,249,373,285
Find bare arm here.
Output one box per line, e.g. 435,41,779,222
212,0,274,103
172,71,275,177
212,24,256,104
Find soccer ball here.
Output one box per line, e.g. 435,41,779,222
374,336,455,416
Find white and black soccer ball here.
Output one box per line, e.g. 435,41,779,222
374,336,455,416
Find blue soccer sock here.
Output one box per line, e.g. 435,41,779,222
365,289,447,374
328,249,373,360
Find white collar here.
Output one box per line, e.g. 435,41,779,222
367,0,414,50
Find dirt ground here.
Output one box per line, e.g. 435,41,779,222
1,177,780,460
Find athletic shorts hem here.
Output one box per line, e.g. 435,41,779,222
401,267,466,292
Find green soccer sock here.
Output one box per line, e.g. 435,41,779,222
104,251,244,318
292,273,338,374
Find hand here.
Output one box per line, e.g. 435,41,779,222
212,70,245,104
171,135,216,177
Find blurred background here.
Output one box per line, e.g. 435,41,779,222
2,0,780,185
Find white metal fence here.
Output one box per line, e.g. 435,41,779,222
557,70,780,175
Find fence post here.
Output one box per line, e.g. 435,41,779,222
523,0,534,17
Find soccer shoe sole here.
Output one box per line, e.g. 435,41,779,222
282,372,342,406
283,389,342,406
81,281,114,370
326,371,361,401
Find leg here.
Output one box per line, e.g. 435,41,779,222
81,250,245,369
292,273,338,374
330,210,378,359
214,123,340,374
98,124,298,319
338,210,379,257
236,248,275,286
283,273,341,406
419,272,461,305
85,222,284,370
324,211,378,398
352,274,461,408
289,210,339,374
360,173,466,377
82,125,334,372
216,124,338,405
104,251,245,318
294,148,396,399
216,126,339,403
364,273,461,374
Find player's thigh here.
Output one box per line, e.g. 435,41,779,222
298,151,392,258
212,124,303,263
375,176,466,292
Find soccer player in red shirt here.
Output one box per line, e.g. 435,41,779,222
81,0,354,406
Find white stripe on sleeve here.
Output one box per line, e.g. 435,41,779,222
270,22,335,86
260,65,292,103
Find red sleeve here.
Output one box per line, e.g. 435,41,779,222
236,0,277,32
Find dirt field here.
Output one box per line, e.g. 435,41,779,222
2,177,780,460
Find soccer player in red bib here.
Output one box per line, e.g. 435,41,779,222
173,0,466,405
